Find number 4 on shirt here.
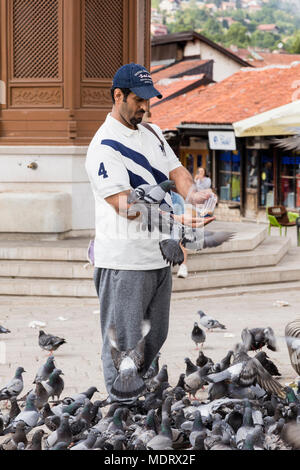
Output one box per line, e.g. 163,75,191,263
98,162,108,179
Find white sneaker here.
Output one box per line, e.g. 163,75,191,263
177,264,188,278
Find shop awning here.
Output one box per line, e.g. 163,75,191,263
233,100,300,137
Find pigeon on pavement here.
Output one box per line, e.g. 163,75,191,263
207,344,285,399
0,367,25,401
191,322,206,350
33,356,56,383
197,311,226,331
42,369,64,401
0,325,11,334
38,330,66,354
241,327,277,352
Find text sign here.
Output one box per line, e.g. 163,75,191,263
209,131,236,151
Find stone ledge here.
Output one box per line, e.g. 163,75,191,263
0,191,72,233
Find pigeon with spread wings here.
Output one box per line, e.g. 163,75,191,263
108,320,151,400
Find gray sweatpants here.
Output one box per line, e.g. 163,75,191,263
93,267,172,400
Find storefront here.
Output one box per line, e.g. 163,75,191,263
173,126,300,220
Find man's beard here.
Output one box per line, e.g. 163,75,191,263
130,113,145,127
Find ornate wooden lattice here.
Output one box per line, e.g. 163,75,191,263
12,0,59,79
84,0,124,79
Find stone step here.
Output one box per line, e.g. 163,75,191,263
0,236,289,280
172,248,300,292
0,222,267,262
173,235,290,273
1,247,300,297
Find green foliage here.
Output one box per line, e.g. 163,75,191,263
154,0,300,51
224,23,250,47
286,31,300,53
152,0,160,9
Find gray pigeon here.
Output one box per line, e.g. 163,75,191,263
184,364,211,398
67,386,99,405
45,412,73,449
108,320,150,400
128,202,234,266
26,429,45,451
6,392,39,433
127,180,175,205
0,367,25,401
34,381,49,410
2,421,27,450
70,430,99,450
285,334,300,376
191,322,206,350
33,355,55,383
197,311,226,331
0,325,10,334
207,343,285,399
38,330,66,354
241,327,277,351
42,369,64,400
147,417,173,450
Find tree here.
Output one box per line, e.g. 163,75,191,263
286,31,300,53
225,23,250,47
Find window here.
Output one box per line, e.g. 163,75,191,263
260,153,274,207
219,150,241,202
246,149,258,189
279,153,300,209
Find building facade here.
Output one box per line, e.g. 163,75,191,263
0,0,151,235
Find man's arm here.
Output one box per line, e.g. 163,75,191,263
105,190,140,220
169,166,212,205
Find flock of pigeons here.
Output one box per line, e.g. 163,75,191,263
0,310,300,451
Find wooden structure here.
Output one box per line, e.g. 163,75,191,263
0,0,151,145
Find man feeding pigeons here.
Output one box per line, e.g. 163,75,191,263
85,63,232,404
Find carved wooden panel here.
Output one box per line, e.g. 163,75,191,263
82,87,111,107
12,0,61,80
11,87,62,107
83,0,124,79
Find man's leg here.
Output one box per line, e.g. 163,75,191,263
94,266,172,399
142,267,172,374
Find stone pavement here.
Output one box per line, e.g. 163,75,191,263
0,287,299,409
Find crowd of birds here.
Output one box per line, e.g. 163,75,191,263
0,309,300,451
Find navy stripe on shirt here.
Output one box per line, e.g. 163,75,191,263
101,139,167,185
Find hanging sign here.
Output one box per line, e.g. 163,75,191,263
209,131,237,150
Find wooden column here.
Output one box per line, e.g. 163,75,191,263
0,0,151,145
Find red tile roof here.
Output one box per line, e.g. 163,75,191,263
151,59,211,82
152,75,205,105
257,24,278,31
150,63,300,130
249,52,300,67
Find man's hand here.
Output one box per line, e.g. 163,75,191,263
188,189,213,205
173,213,216,228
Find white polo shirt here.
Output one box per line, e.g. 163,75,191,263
85,113,182,270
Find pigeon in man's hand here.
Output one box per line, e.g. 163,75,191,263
0,325,10,334
38,330,66,354
191,322,206,350
0,367,25,401
127,180,175,206
108,320,151,401
197,310,226,332
128,184,234,266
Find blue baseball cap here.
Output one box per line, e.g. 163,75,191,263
112,63,162,100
